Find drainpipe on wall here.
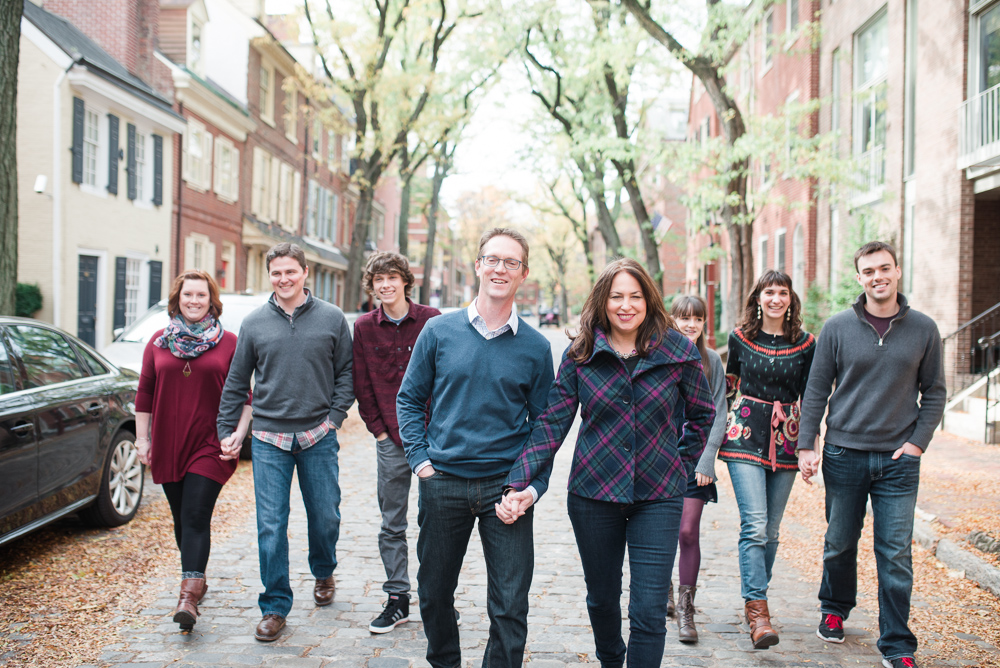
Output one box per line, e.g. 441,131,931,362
51,56,81,328
175,102,184,279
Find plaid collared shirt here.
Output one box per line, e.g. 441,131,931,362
253,418,333,452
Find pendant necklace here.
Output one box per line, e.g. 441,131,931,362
615,348,638,359
183,361,193,377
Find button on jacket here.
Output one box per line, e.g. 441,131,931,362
506,326,716,504
352,300,441,446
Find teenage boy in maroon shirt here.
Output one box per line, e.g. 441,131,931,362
352,252,440,633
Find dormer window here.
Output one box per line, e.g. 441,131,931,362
190,21,203,74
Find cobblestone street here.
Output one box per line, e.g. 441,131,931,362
91,405,904,668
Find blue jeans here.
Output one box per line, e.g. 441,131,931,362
567,492,683,668
251,431,341,617
727,462,797,602
819,444,920,660
416,472,533,668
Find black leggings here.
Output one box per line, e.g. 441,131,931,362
161,472,224,575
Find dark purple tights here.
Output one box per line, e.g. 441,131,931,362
677,497,706,586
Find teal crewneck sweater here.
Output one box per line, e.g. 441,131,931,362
397,309,555,490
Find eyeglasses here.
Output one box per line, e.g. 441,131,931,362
478,255,524,270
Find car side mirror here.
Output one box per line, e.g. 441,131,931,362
113,327,124,340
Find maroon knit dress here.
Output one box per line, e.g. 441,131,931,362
135,330,248,485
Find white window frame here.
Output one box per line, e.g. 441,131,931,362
184,118,212,192
284,85,297,143
313,119,323,158
775,227,787,272
259,62,275,126
213,135,239,203
970,0,1000,95
786,0,799,45
78,100,108,197
784,90,800,176
341,133,354,173
761,9,775,74
83,109,99,187
327,129,336,167
758,234,769,277
792,224,805,291
252,146,274,221
124,256,143,327
853,9,889,198
134,130,149,204
184,232,215,276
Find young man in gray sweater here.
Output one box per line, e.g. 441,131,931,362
797,241,945,668
217,243,354,642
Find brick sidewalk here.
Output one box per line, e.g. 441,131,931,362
93,416,977,668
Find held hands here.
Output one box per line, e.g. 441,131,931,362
495,489,534,525
892,442,923,459
136,437,151,466
797,448,820,484
219,432,245,461
695,472,714,487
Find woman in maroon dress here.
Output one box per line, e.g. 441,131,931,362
135,270,251,632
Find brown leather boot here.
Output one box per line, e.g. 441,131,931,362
677,585,698,643
666,580,675,617
744,600,779,649
314,576,336,606
172,578,205,630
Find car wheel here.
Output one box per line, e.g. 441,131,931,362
79,430,144,527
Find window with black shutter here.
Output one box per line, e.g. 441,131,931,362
126,123,137,200
107,114,120,195
71,98,85,184
153,135,163,205
113,257,127,331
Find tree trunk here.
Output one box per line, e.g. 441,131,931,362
398,145,410,257
617,169,660,278
345,185,374,311
421,147,450,306
584,162,622,257
0,0,23,316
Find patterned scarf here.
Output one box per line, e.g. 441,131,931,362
153,314,224,359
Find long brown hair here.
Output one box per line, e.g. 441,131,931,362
167,270,223,320
738,270,803,343
568,258,674,364
671,294,712,384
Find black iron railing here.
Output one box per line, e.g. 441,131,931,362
979,331,1000,444
942,302,1000,403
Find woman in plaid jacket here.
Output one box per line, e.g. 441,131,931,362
498,258,715,668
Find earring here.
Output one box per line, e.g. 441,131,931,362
786,308,791,322
757,305,762,320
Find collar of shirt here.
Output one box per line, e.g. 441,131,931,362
467,298,519,336
376,298,414,325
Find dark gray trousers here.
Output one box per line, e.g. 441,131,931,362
376,437,413,595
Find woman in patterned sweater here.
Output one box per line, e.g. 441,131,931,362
721,270,816,650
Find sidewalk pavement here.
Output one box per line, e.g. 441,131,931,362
89,412,996,668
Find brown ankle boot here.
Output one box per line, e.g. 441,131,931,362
744,600,779,649
173,578,205,629
666,581,675,617
677,585,698,643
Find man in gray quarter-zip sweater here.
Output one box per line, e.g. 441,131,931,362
217,243,354,643
797,241,945,668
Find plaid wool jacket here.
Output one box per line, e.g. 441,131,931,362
505,326,716,504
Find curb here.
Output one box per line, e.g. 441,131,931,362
913,512,1000,599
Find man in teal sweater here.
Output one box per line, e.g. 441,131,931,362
397,228,555,668
798,241,945,668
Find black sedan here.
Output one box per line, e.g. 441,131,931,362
0,317,143,546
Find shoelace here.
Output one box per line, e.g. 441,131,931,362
900,659,915,668
825,614,843,630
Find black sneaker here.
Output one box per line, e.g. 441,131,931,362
882,658,918,668
369,594,410,633
817,613,845,643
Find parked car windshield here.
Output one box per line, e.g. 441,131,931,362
117,298,267,343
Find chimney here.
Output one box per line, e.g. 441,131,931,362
43,0,160,86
